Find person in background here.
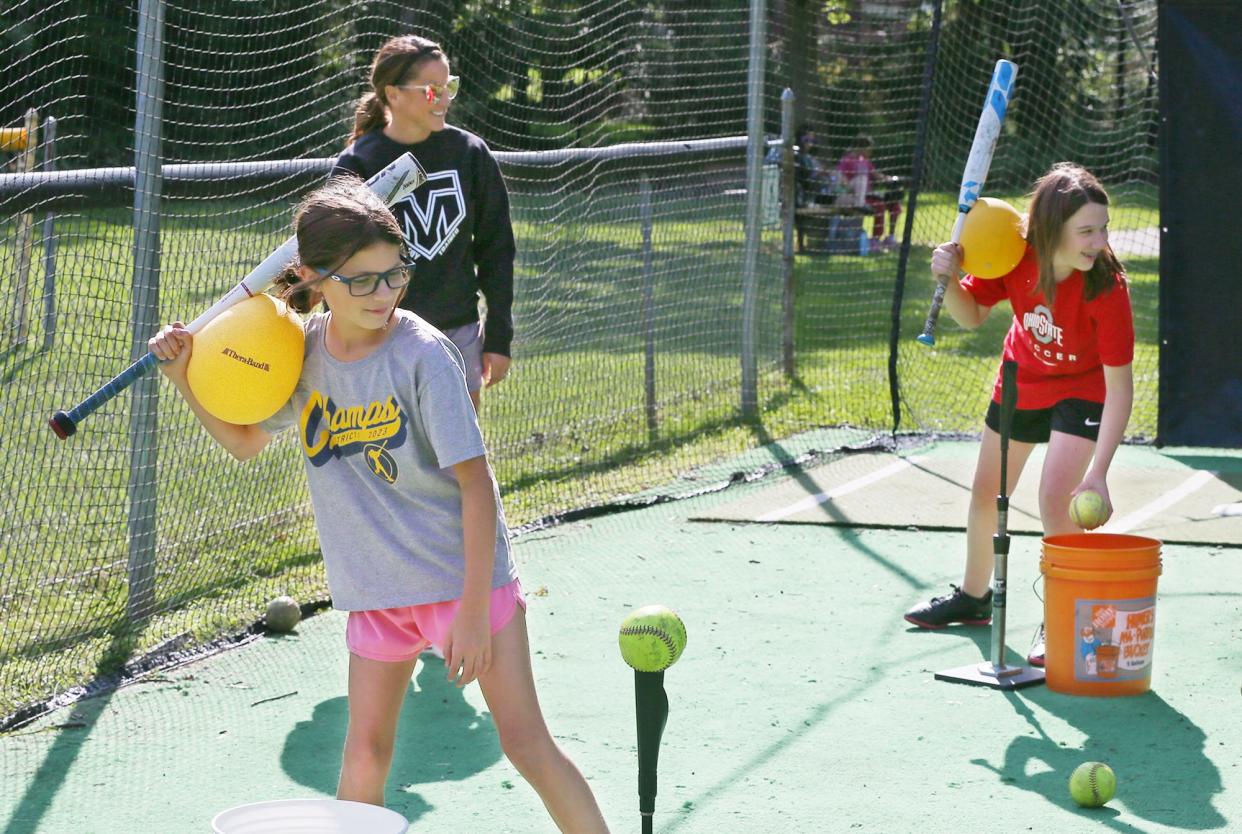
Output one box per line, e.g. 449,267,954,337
835,134,902,252
335,34,515,412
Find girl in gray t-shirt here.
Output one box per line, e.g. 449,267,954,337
148,177,608,832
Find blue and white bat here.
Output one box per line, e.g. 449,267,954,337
917,59,1018,347
49,152,427,439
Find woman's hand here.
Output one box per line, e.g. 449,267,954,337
483,352,511,387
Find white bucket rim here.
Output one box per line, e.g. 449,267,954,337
211,798,409,834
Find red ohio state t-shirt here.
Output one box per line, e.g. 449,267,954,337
962,247,1134,410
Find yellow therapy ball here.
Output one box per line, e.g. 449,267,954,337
961,197,1026,279
186,294,304,424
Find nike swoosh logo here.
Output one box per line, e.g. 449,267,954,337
1084,419,1101,426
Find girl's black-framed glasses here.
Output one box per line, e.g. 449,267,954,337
319,257,415,297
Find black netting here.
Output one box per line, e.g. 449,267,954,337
1,0,1160,727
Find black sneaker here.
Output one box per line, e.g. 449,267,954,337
1027,623,1046,667
904,585,993,629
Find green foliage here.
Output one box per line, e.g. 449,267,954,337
1,0,1157,165
822,0,852,27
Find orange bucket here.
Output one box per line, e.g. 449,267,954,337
1040,533,1162,696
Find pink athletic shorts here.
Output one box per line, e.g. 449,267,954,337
346,579,525,662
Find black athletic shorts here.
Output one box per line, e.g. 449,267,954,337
985,398,1104,444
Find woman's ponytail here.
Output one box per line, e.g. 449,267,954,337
350,92,387,144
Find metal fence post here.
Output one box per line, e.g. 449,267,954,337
887,0,944,436
741,0,767,418
40,116,58,351
780,89,795,378
127,0,166,624
640,175,658,441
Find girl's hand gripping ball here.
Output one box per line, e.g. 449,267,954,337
619,605,687,672
1070,489,1109,530
1069,761,1117,807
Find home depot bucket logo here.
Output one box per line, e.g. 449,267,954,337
1074,598,1155,682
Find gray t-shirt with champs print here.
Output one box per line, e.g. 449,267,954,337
261,309,516,611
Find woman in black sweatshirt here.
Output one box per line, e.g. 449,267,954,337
334,34,516,410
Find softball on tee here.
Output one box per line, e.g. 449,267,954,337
1069,761,1116,807
618,604,687,672
1070,489,1108,530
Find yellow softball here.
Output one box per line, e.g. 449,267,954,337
1070,490,1108,530
1069,762,1116,807
618,604,687,672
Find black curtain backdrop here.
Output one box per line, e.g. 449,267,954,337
1158,0,1242,447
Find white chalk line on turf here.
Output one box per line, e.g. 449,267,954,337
756,456,920,522
1101,469,1218,533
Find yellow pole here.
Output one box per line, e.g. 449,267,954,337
0,127,27,152
11,109,39,345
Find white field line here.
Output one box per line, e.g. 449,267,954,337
756,457,920,522
1101,469,1218,533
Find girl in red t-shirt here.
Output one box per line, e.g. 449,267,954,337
904,163,1135,667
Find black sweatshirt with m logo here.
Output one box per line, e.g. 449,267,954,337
334,125,516,357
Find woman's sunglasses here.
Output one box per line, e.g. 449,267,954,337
395,75,460,106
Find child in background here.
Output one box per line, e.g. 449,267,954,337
835,135,902,251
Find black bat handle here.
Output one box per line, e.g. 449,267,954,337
635,670,668,831
916,274,950,346
999,359,1018,459
49,352,160,438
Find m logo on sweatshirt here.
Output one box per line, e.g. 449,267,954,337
395,169,465,261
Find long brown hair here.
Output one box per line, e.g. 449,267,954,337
1025,162,1124,304
350,35,447,143
274,176,406,313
